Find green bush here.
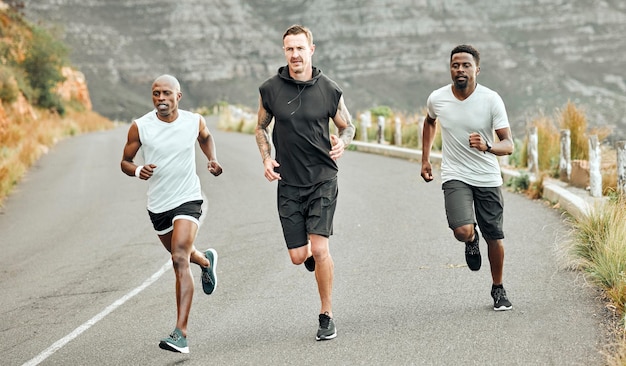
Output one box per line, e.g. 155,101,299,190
22,26,68,114
505,172,530,193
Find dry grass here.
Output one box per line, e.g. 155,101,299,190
559,101,589,161
0,107,114,205
216,105,256,134
602,145,619,196
568,196,626,365
531,115,561,176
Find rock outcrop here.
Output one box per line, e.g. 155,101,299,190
20,0,626,140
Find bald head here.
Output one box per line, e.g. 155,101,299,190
151,74,182,121
153,74,181,92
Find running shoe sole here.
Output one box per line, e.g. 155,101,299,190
494,304,513,311
316,331,337,341
159,340,189,354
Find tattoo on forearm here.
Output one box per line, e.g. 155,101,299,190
256,113,274,161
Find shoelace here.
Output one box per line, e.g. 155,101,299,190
202,270,213,284
319,313,331,329
169,331,180,342
466,242,480,255
492,287,507,301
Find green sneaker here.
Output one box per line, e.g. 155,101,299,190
201,248,218,295
159,328,189,353
316,312,337,341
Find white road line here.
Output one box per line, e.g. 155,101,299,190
21,260,171,366
22,196,209,366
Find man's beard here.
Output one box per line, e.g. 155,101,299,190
453,79,468,90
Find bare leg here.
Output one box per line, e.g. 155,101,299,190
486,239,504,285
452,223,475,243
310,234,333,317
288,239,312,265
287,235,333,316
158,219,199,337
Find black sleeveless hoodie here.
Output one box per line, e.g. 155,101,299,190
259,66,343,187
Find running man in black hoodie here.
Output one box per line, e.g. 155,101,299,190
255,24,355,341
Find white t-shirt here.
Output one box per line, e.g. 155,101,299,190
426,84,510,187
135,109,203,213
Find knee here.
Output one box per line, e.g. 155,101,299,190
288,248,308,265
311,245,330,262
453,224,474,242
171,252,190,271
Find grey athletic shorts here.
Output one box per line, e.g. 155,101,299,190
442,180,504,240
147,200,203,235
277,177,338,249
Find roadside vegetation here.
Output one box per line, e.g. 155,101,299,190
569,195,626,365
506,104,626,364
0,4,114,205
0,109,114,204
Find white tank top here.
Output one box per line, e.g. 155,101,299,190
135,109,202,213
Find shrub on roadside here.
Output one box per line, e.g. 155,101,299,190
22,26,68,114
559,101,589,161
570,196,626,314
0,66,19,103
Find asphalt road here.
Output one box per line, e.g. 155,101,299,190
0,119,607,365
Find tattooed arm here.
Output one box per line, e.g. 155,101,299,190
329,95,356,161
255,95,281,181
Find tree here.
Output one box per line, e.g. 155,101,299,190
22,26,67,113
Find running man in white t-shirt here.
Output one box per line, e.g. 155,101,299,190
420,45,515,311
121,74,223,353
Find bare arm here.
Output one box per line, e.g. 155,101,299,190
120,121,156,180
329,95,356,161
468,127,514,156
255,95,274,163
255,95,281,181
197,115,223,176
492,127,514,156
420,114,437,182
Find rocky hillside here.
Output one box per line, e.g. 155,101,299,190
20,0,626,140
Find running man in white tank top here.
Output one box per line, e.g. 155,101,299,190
121,74,223,353
420,45,515,311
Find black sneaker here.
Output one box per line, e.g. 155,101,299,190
316,312,337,341
465,229,481,271
491,285,513,311
304,256,315,272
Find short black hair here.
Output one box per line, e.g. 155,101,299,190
451,44,480,66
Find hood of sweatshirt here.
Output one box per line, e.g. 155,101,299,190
277,65,323,86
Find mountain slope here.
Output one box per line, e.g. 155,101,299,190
21,0,626,139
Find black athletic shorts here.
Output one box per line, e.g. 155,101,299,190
147,200,203,235
442,180,504,240
277,177,338,249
